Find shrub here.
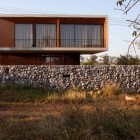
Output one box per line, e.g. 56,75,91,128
101,83,121,96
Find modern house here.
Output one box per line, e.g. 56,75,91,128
0,14,108,65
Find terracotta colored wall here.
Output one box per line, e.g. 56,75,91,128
103,18,107,48
0,17,106,65
0,17,107,48
65,53,80,65
0,19,14,47
0,53,80,65
0,54,10,65
1,17,105,24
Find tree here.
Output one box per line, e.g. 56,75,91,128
80,55,98,65
99,54,110,65
89,55,98,65
116,0,140,54
116,55,140,65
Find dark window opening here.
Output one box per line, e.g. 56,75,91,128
37,54,64,65
5,67,9,74
63,74,70,78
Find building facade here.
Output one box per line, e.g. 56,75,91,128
0,14,108,65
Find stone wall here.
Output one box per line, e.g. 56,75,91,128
0,65,140,92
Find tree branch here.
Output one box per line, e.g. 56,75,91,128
116,0,140,55
124,0,140,14
127,20,140,25
128,14,140,27
122,0,132,12
127,33,140,56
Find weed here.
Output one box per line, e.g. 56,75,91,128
101,83,121,96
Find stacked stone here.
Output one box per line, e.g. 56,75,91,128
0,65,139,92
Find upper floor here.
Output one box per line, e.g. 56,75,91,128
0,14,108,54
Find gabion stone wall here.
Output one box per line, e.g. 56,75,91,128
0,65,140,92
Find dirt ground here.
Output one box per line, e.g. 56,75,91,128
0,102,95,121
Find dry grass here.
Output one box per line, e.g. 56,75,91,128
0,84,88,103
0,84,140,140
101,83,121,96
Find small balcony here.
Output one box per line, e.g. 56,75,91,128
15,39,104,48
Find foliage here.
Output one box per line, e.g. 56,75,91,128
81,54,140,65
99,54,110,65
81,54,116,65
0,84,90,103
101,83,121,96
0,98,140,140
0,84,140,139
80,55,98,65
116,55,140,65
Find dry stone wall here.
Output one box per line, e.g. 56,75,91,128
0,65,140,92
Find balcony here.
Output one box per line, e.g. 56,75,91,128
15,39,104,48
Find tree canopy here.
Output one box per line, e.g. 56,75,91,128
80,54,140,65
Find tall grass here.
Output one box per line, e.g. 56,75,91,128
0,102,140,140
0,84,49,102
101,83,121,96
0,84,89,103
0,84,140,139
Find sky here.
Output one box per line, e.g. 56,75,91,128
0,0,140,57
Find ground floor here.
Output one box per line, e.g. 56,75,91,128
0,53,80,65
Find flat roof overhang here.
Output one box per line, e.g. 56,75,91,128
0,47,107,54
0,14,108,18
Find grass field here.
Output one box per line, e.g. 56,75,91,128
0,84,140,140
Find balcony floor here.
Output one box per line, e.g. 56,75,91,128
0,47,107,54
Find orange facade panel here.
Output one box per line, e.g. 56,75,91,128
0,15,107,65
59,17,105,24
0,19,14,47
104,18,107,48
1,17,58,24
0,16,107,49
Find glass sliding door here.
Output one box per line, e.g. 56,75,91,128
60,24,103,48
75,25,103,47
36,24,56,47
15,24,33,48
60,24,75,47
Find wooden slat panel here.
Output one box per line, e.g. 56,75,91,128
0,19,14,47
0,54,10,65
0,53,80,65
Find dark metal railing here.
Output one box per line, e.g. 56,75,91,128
15,39,104,48
60,39,104,48
15,39,56,48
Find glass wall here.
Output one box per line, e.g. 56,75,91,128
15,24,56,48
36,24,56,47
37,55,64,65
60,24,103,48
15,24,33,48
15,23,103,48
60,24,75,47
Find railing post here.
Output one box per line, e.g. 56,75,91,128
57,19,60,48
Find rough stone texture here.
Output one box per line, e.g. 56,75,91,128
0,65,140,92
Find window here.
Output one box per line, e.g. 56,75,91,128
37,55,64,65
15,24,33,48
60,24,75,47
36,24,56,47
15,24,56,48
60,24,103,48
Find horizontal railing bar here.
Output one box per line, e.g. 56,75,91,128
15,39,105,48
